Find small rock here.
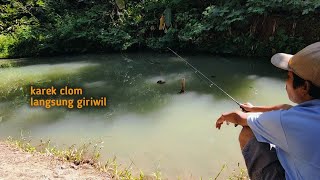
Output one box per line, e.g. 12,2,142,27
70,164,79,170
53,173,59,178
83,159,91,164
81,164,93,169
157,80,165,84
74,161,80,166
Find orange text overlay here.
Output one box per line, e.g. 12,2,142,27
29,86,107,109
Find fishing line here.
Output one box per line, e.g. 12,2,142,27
167,47,242,107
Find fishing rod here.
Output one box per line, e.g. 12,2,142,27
167,47,242,107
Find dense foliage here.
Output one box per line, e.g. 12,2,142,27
1,0,320,58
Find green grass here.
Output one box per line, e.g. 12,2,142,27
6,134,249,180
6,134,162,180
0,60,18,68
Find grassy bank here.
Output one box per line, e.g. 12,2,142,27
5,135,248,179
6,136,159,180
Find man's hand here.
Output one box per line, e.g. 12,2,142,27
216,111,248,129
240,102,254,112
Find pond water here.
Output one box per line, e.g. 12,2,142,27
0,53,291,179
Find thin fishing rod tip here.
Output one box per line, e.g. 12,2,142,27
167,47,242,107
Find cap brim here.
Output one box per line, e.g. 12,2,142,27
271,53,293,70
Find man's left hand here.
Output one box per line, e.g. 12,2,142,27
216,111,248,129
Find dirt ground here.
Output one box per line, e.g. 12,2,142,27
0,142,111,180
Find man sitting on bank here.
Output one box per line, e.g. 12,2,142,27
216,42,320,179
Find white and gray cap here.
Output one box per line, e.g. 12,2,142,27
271,42,320,87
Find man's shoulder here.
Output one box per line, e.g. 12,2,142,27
297,99,320,107
280,99,320,128
280,99,320,113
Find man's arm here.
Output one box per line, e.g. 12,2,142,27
216,111,249,129
241,103,292,112
216,110,289,150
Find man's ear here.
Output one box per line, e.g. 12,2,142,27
303,81,311,94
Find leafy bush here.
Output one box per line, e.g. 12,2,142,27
1,0,319,58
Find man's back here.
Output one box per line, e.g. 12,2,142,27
278,99,320,179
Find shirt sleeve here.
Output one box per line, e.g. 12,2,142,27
247,111,288,151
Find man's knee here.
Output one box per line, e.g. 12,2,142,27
242,137,285,180
239,127,254,150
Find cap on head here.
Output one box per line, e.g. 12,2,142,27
271,42,320,87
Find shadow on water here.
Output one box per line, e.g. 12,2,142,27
119,53,287,103
179,55,287,102
0,52,287,130
0,53,287,104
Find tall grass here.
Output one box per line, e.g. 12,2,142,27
6,134,248,180
6,134,163,180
